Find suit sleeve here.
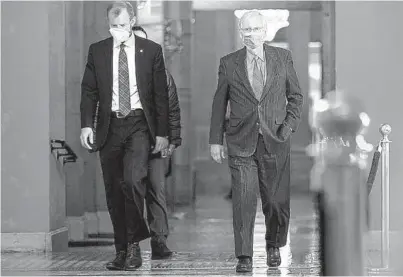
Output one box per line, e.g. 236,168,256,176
209,58,230,145
80,44,99,129
166,71,182,147
153,45,169,137
284,50,304,132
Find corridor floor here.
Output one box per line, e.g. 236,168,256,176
1,194,400,276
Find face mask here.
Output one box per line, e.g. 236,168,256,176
109,28,131,43
242,34,264,50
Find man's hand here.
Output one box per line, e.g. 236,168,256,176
161,144,176,158
210,144,226,163
152,136,169,154
278,123,292,141
80,127,94,150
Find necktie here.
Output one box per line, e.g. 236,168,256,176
118,44,131,117
252,57,264,100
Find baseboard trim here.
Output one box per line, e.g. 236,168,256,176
67,216,87,241
1,227,68,252
83,212,99,235
96,211,113,234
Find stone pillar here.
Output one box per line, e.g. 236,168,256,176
285,11,313,192
321,2,336,94
64,1,90,242
191,10,236,195
64,1,115,239
286,11,312,151
81,1,115,235
1,1,68,252
163,1,194,206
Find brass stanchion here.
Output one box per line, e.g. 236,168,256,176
379,124,391,269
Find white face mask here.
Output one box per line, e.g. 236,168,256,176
109,28,131,43
241,32,265,50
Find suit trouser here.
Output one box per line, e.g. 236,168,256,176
228,134,291,258
145,157,170,240
100,113,151,253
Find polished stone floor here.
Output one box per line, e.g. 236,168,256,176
1,194,401,276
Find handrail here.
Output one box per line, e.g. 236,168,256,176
50,139,78,165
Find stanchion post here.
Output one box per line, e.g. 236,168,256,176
379,124,391,269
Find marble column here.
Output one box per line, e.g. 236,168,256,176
64,1,89,242
285,11,313,192
82,1,115,235
1,1,68,252
286,11,312,151
163,1,194,206
191,10,236,195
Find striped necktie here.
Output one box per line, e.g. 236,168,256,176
118,44,131,117
251,57,264,100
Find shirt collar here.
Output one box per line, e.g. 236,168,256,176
114,33,135,48
246,46,265,62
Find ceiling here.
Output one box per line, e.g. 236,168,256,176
192,1,322,11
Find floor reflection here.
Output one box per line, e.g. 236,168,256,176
2,193,399,276
2,194,322,276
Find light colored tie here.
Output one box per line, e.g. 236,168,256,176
252,57,264,100
118,44,131,117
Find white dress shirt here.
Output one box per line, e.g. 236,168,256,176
111,34,142,112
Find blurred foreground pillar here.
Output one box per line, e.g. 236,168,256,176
311,91,371,275
163,1,194,207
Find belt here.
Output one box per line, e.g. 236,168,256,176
111,109,144,119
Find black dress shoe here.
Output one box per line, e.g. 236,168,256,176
267,247,281,267
151,239,173,260
106,250,126,270
236,256,253,273
124,242,142,270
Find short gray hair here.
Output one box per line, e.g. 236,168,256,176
107,1,135,20
238,10,267,30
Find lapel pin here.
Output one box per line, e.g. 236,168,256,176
140,49,143,53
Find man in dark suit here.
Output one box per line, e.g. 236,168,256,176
80,1,169,271
132,26,182,260
209,11,303,273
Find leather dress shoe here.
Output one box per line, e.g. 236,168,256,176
151,239,173,260
267,247,281,267
124,242,142,270
106,250,126,270
236,256,253,273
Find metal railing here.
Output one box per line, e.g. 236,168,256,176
50,139,78,165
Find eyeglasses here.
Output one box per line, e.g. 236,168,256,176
241,27,265,33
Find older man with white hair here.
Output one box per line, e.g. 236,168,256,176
209,10,304,272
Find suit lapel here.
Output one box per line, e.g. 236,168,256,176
261,44,279,101
134,36,145,98
103,38,113,97
234,47,257,101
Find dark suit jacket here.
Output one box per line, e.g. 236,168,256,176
165,69,181,147
209,44,304,157
80,35,169,149
149,69,182,160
